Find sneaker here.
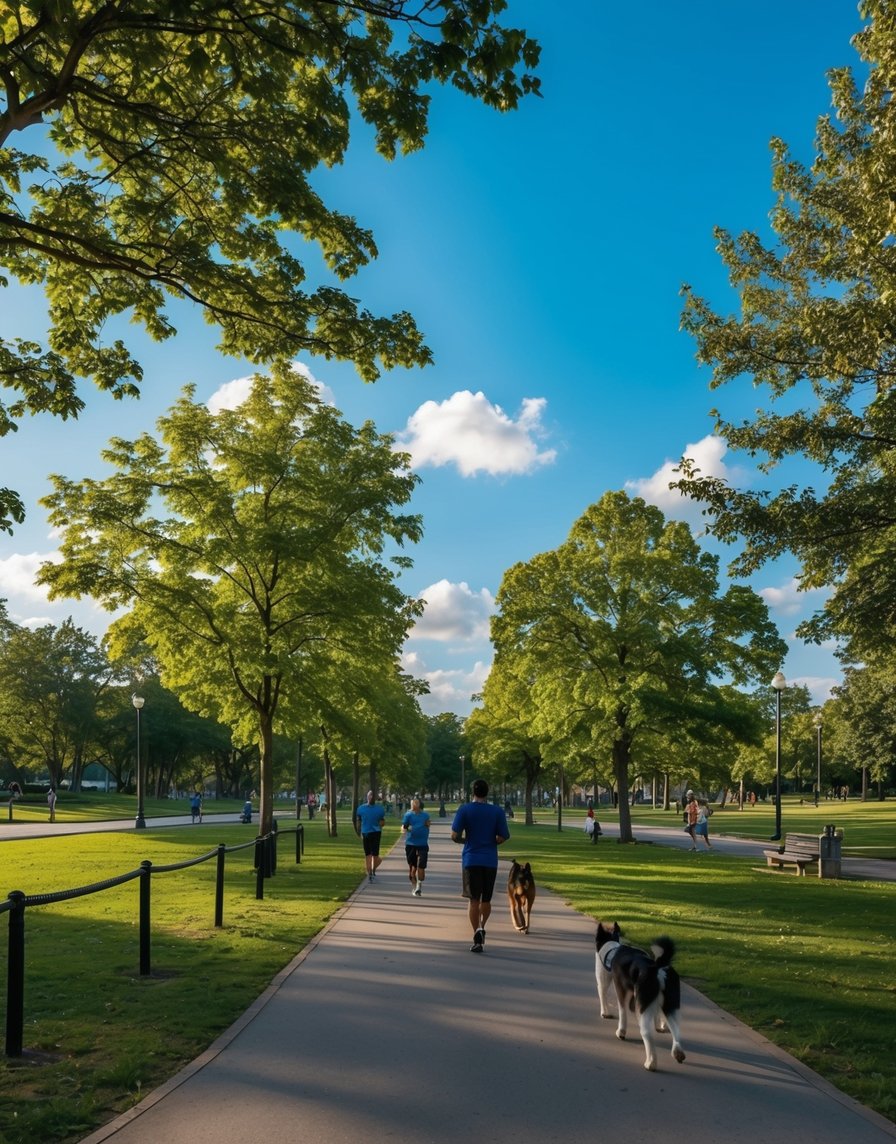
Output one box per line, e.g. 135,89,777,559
368,873,374,882
413,885,422,896
470,937,483,953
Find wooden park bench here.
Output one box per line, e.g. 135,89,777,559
762,832,820,876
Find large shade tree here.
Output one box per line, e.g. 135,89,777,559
0,1,540,530
675,2,896,662
37,364,422,835
490,491,786,843
0,615,116,790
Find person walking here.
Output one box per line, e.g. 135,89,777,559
189,791,202,823
356,790,386,882
684,790,712,850
401,796,431,896
47,786,57,823
684,790,699,849
450,778,510,953
694,798,713,849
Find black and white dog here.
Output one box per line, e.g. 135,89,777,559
594,921,686,1071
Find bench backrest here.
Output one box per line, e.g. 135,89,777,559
783,833,820,853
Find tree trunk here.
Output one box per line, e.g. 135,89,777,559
259,707,274,837
352,751,361,836
614,736,634,843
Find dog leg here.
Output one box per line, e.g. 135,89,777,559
662,1010,686,1064
615,990,631,1042
638,999,662,1071
594,961,615,1018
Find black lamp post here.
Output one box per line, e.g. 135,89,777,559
813,712,822,808
770,671,786,841
459,754,465,804
133,694,146,829
295,736,303,820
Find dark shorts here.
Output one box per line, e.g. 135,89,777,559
362,832,382,856
405,845,429,870
462,866,498,902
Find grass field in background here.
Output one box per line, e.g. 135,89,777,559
0,800,894,1140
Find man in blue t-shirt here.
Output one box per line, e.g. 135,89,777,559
401,796,431,896
356,790,386,882
451,778,510,953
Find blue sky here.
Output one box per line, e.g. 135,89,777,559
0,1,860,715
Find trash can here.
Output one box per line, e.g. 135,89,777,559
819,823,842,879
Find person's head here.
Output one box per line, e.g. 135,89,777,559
411,796,422,811
686,790,695,801
366,790,375,804
472,778,489,800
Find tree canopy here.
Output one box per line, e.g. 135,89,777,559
37,363,422,835
0,1,540,529
487,491,786,841
674,1,896,661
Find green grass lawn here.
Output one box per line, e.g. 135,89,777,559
0,800,894,1141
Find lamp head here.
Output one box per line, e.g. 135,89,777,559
771,671,786,692
132,694,145,710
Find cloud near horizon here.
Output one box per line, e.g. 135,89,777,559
398,390,556,476
408,579,495,643
402,649,490,715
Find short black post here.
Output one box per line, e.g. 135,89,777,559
270,820,278,876
214,844,226,928
255,840,265,900
5,891,26,1057
295,823,304,864
139,861,152,976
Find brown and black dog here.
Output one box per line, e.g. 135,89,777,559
507,859,536,933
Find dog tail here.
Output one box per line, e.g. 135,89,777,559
650,936,675,967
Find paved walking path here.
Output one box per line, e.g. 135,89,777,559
77,819,895,1143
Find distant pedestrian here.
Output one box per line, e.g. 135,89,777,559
47,786,57,823
306,791,317,820
450,778,509,953
584,806,601,843
189,791,202,823
240,799,252,824
685,791,712,851
402,796,431,896
356,790,386,882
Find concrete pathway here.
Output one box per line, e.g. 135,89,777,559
79,820,895,1143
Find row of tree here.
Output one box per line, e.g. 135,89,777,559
0,607,474,811
464,492,894,838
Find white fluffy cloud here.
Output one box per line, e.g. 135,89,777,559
759,577,827,617
207,360,335,414
0,551,57,604
409,579,495,642
398,390,556,476
625,434,745,521
402,649,491,715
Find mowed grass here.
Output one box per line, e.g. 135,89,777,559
0,817,383,1143
515,806,896,1125
0,801,895,1139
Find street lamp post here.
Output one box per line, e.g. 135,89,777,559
459,755,465,804
295,736,303,820
770,671,786,841
132,694,146,829
813,712,823,808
